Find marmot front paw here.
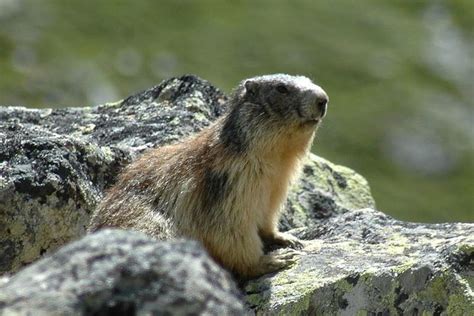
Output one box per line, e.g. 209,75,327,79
258,248,302,276
264,232,304,250
277,232,304,249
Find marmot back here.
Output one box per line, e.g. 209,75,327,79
89,74,329,278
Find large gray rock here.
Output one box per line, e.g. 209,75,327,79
0,75,375,274
0,229,245,315
247,208,474,315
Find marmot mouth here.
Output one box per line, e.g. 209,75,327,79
300,119,320,128
308,117,320,123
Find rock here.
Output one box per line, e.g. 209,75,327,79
0,127,129,275
0,229,245,315
0,75,374,274
246,208,474,315
281,154,375,231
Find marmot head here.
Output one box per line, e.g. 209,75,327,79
237,74,328,126
222,74,328,153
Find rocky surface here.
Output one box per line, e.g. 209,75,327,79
0,229,245,315
1,75,472,315
0,75,374,275
247,208,474,315
281,153,375,231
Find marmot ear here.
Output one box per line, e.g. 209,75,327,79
244,80,258,96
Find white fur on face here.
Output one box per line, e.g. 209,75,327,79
253,74,327,100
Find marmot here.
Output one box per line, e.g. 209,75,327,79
88,74,328,278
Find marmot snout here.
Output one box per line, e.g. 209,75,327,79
88,74,328,279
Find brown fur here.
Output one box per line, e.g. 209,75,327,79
89,74,328,278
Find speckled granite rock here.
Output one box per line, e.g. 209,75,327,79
0,229,245,315
246,208,474,315
0,75,374,274
281,154,375,231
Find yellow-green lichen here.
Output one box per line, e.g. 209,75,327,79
169,117,181,126
193,112,207,122
381,278,401,312
252,263,343,315
246,293,270,308
290,199,307,218
417,273,449,304
458,243,474,256
8,220,26,236
392,258,418,274
99,100,122,108
385,233,410,256
413,272,474,314
0,175,6,187
447,293,474,315
248,277,315,315
462,274,474,291
305,154,376,210
358,272,375,285
334,278,355,292
77,123,96,134
272,291,313,316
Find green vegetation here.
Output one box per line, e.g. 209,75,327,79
0,0,472,222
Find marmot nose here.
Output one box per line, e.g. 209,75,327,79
317,95,328,118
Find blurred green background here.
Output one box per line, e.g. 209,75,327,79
0,0,472,222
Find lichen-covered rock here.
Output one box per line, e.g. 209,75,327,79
0,127,129,274
281,154,375,231
246,208,474,315
0,75,374,274
0,229,245,315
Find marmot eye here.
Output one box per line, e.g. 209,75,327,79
276,84,289,94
